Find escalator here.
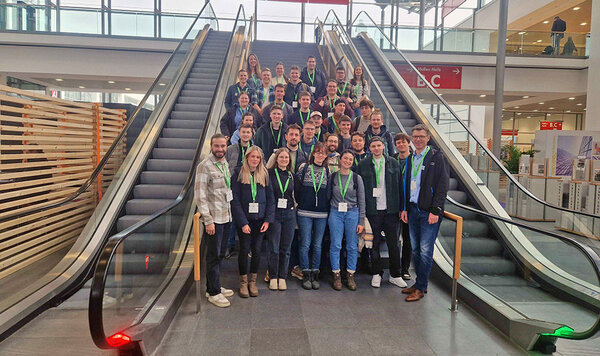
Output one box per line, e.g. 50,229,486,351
319,11,600,352
0,2,226,347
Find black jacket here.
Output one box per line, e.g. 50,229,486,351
402,146,449,215
357,156,402,215
231,168,276,226
224,83,257,110
364,125,396,156
219,106,262,138
254,121,288,158
300,67,327,99
551,19,566,33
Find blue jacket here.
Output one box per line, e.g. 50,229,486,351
402,146,449,215
224,83,257,110
231,168,276,226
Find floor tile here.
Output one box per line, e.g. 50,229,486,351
250,328,310,356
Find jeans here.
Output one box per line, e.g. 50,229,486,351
226,220,237,249
407,203,442,292
367,211,401,278
206,222,231,296
328,207,359,272
267,209,297,279
399,220,411,273
297,215,327,270
237,220,267,275
552,33,563,55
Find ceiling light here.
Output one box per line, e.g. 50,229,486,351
573,7,580,10
543,21,549,24
527,116,532,118
584,108,587,110
581,22,588,26
458,100,464,103
533,109,538,112
549,107,554,109
577,103,583,106
536,40,542,43
548,113,552,116
539,102,544,104
522,95,530,98
568,97,575,100
518,31,526,35
55,78,63,82
108,80,115,84
159,83,166,86
78,86,85,89
125,88,131,91
517,113,522,115
479,94,487,98
566,110,571,113
514,106,520,109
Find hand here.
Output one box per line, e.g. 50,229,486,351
205,223,216,235
242,224,251,234
356,225,364,234
260,222,270,232
400,211,408,224
428,213,439,225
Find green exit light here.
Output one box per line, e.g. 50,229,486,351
541,326,575,338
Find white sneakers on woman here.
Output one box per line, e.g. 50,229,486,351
371,274,408,288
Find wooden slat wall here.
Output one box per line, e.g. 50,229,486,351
0,85,127,279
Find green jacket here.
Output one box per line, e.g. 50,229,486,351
357,155,402,215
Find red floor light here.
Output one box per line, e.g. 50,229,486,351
106,332,132,347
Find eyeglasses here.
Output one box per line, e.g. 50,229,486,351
314,151,327,156
411,135,428,140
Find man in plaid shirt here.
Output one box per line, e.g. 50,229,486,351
195,133,235,308
335,66,356,105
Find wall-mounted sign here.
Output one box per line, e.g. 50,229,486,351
502,129,519,136
540,121,563,130
394,64,462,89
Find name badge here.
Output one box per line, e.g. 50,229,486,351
410,180,417,190
292,101,298,108
249,202,259,214
373,187,383,198
278,198,288,209
309,86,316,93
327,112,334,118
338,202,348,212
226,190,233,202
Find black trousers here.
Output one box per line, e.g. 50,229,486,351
367,211,401,278
238,219,267,275
400,220,412,273
206,222,231,296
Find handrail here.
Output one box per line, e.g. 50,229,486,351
445,196,600,340
88,4,248,349
443,210,463,312
192,211,202,314
351,10,600,220
0,0,217,223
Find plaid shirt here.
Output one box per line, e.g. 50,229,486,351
194,154,232,226
337,80,356,101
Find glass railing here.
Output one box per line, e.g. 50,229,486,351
356,23,589,57
0,2,217,38
88,4,246,350
0,0,217,325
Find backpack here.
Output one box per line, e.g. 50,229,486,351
328,170,359,201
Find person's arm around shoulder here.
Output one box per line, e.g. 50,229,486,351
356,173,366,233
194,162,215,234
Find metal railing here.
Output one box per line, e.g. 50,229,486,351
443,210,463,312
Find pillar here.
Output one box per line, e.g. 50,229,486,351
585,1,600,130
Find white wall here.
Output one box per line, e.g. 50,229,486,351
456,0,555,29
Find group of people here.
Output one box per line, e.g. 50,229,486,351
194,54,449,308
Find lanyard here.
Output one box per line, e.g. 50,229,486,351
316,129,321,141
330,116,339,134
270,122,282,146
310,165,325,195
328,95,338,110
251,75,259,88
373,158,384,187
250,173,257,202
299,110,310,125
411,146,430,180
338,171,352,201
338,82,348,96
397,155,406,175
262,87,269,104
240,144,249,163
238,106,248,117
237,86,248,95
307,70,315,85
215,162,230,189
274,168,290,197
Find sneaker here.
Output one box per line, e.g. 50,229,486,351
225,248,236,259
371,274,381,288
389,276,408,288
207,293,230,308
278,279,287,291
205,287,234,298
269,278,278,290
264,270,270,283
402,272,412,281
291,266,303,280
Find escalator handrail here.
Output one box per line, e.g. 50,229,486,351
445,196,600,340
0,0,218,223
88,5,247,349
350,10,600,220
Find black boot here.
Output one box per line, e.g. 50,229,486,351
311,269,320,290
302,270,312,290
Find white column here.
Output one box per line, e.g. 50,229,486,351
483,106,495,140
586,1,600,130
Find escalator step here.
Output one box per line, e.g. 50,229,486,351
167,118,205,129
177,96,211,104
444,203,480,221
157,137,198,149
181,89,214,97
134,184,182,199
439,235,503,257
162,128,202,138
107,253,169,274
447,190,468,204
184,82,213,90
126,199,174,215
174,103,211,113
140,171,188,185
152,147,196,160
449,177,458,190
440,218,488,237
121,233,173,253
461,256,517,276
147,159,192,171
117,215,173,232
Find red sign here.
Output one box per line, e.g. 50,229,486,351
269,0,349,3
502,130,518,136
540,121,563,130
394,65,462,89
442,0,467,18
50,90,58,97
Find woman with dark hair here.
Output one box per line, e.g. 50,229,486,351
294,142,330,290
350,65,370,117
265,148,296,291
246,53,262,90
231,146,275,297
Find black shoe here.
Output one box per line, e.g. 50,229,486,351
225,248,236,259
302,270,312,290
402,272,412,280
311,270,320,290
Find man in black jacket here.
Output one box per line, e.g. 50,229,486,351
551,16,567,55
300,56,327,100
400,124,449,302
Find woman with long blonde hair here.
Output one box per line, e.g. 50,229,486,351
231,146,275,298
246,53,262,90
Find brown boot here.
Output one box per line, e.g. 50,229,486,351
239,275,249,298
347,272,357,291
249,273,259,297
405,289,425,302
332,272,342,291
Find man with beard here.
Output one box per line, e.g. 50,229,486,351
325,133,340,174
266,124,307,174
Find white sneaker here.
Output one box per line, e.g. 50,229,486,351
205,287,234,298
371,274,382,288
207,293,230,308
389,276,408,288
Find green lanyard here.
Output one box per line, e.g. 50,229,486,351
316,129,321,141
307,70,315,85
373,158,383,187
354,157,359,166
251,75,259,88
330,116,339,134
241,144,248,163
237,86,248,95
411,146,430,180
338,171,352,201
328,95,338,110
215,162,230,189
274,169,290,197
398,155,406,175
337,82,348,96
250,173,257,202
262,87,269,104
299,110,310,125
270,122,282,146
354,84,361,96
310,165,325,194
238,106,247,117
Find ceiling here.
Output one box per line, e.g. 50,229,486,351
521,0,591,33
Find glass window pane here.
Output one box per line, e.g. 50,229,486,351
161,14,194,39
111,0,152,11
112,11,154,37
60,8,101,34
